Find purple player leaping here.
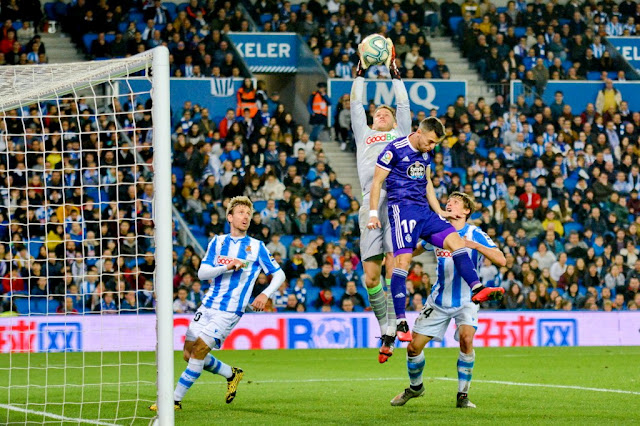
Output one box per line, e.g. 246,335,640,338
367,117,505,342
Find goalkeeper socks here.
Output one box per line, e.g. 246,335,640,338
385,278,397,335
366,282,388,335
390,268,408,319
203,353,232,379
457,350,475,393
452,249,481,288
407,352,425,389
174,358,204,402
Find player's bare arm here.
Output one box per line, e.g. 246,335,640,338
368,165,390,229
425,166,463,220
463,239,507,267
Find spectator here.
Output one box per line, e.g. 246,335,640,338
340,281,365,309
308,82,330,142
313,262,337,290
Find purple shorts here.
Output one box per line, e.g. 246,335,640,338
388,203,455,255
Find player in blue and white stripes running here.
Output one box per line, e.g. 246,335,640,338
151,196,286,411
390,168,506,409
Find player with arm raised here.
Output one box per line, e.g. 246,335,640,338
368,117,504,343
390,168,506,408
352,39,412,363
151,196,286,411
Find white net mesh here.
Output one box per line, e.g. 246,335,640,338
0,51,165,424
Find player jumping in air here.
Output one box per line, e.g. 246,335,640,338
150,196,286,411
390,168,506,408
367,117,504,342
352,40,411,363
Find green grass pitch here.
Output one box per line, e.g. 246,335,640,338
1,346,638,424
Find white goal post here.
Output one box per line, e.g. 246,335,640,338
0,46,173,425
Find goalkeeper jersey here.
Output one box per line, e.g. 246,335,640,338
200,234,281,316
350,77,412,196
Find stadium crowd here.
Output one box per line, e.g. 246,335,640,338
2,0,640,316
38,0,252,77
452,0,640,89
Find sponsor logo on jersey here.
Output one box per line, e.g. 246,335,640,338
435,248,452,258
216,256,250,269
405,235,412,243
407,161,426,179
380,151,393,165
394,293,406,298
401,156,410,162
365,133,395,145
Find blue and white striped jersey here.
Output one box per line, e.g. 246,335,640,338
422,224,496,308
200,234,281,316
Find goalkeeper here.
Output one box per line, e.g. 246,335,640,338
151,196,286,410
352,38,411,363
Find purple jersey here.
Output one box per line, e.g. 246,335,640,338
375,135,433,206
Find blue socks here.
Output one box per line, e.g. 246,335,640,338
390,268,408,319
452,249,480,288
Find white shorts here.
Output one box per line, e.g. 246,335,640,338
359,193,393,261
185,307,241,349
412,298,479,342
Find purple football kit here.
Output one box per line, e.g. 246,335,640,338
375,135,455,254
376,134,481,322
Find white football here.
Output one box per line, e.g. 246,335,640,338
359,34,393,67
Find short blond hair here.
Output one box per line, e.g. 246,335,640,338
374,105,396,120
226,196,254,217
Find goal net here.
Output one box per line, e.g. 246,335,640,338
0,47,174,425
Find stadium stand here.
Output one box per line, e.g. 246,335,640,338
2,0,640,315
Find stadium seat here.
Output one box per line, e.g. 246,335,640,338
260,13,272,25
195,236,209,250
449,17,463,33
496,7,507,13
14,297,30,315
82,34,98,52
44,2,57,20
450,167,467,185
587,71,602,80
163,2,177,20
312,224,323,235
28,239,43,259
330,188,343,199
177,3,188,12
171,166,185,187
280,235,294,248
174,245,186,259
255,167,265,176
514,27,526,38
424,58,437,70
306,268,320,278
291,4,301,13
301,235,316,245
564,222,584,235
564,178,578,192
129,11,144,23
253,200,267,213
